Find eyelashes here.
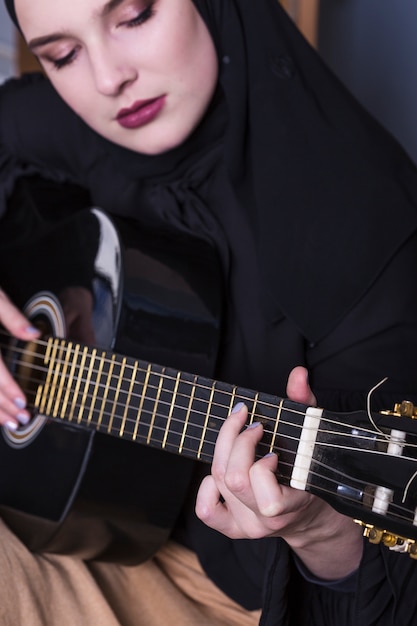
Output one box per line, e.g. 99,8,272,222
50,0,156,70
52,50,78,70
122,0,156,28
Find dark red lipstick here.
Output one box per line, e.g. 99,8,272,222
116,96,165,129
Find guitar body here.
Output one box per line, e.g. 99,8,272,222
0,178,222,563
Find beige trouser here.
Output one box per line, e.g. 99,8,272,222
0,519,261,626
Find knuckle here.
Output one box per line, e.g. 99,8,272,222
224,469,249,494
211,463,226,484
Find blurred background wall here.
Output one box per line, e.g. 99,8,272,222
0,2,14,81
319,0,417,164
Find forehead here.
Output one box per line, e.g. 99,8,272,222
15,0,203,40
15,0,123,36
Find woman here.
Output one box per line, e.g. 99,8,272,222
1,0,417,623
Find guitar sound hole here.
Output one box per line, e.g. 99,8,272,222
13,318,51,413
2,292,65,448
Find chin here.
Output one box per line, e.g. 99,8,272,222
123,120,197,155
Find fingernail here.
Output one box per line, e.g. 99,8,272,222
246,422,261,429
5,421,18,431
14,397,26,410
17,412,30,425
231,402,245,414
25,325,39,335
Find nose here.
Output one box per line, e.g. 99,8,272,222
90,44,138,96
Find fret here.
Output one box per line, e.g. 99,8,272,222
77,348,97,425
179,374,197,454
133,363,151,442
114,359,141,441
46,338,63,417
197,380,216,460
68,346,88,423
249,392,260,425
161,371,181,450
269,400,308,485
52,339,71,418
180,373,214,460
96,353,116,432
146,366,165,445
268,398,284,455
188,382,237,461
119,360,138,438
86,350,106,427
60,342,78,419
39,337,56,415
34,380,43,411
107,357,126,435
156,369,192,453
228,385,237,415
238,388,258,423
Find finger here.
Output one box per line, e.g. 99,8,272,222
0,289,39,422
0,289,39,339
195,475,240,537
222,420,264,509
0,357,32,427
286,366,316,406
248,452,284,517
211,402,249,482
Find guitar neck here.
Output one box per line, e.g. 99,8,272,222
14,333,417,545
31,336,309,485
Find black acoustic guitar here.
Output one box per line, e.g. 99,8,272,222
1,190,417,563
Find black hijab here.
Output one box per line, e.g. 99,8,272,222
4,0,417,343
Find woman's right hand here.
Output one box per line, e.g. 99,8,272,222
0,288,40,430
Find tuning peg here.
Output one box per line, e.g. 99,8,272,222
354,520,417,559
381,401,417,419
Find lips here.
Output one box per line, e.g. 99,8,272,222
116,96,165,129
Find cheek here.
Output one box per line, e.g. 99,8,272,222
47,74,95,122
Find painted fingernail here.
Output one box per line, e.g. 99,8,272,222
246,421,261,429
231,402,245,414
14,397,26,410
25,325,39,335
5,420,18,431
17,412,30,425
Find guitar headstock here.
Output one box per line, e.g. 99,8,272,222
299,400,417,555
351,401,417,557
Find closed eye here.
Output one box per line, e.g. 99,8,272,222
119,1,155,28
51,48,78,70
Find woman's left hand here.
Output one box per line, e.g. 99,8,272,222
195,366,363,580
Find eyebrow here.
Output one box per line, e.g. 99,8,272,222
28,0,128,51
101,0,127,17
28,33,68,52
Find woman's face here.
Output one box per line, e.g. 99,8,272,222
15,0,218,155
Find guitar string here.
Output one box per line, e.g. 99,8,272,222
4,397,417,526
2,338,416,453
6,361,416,527
8,382,417,529
3,342,413,452
3,387,417,525
3,338,417,526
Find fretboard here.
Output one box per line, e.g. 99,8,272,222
31,337,310,483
